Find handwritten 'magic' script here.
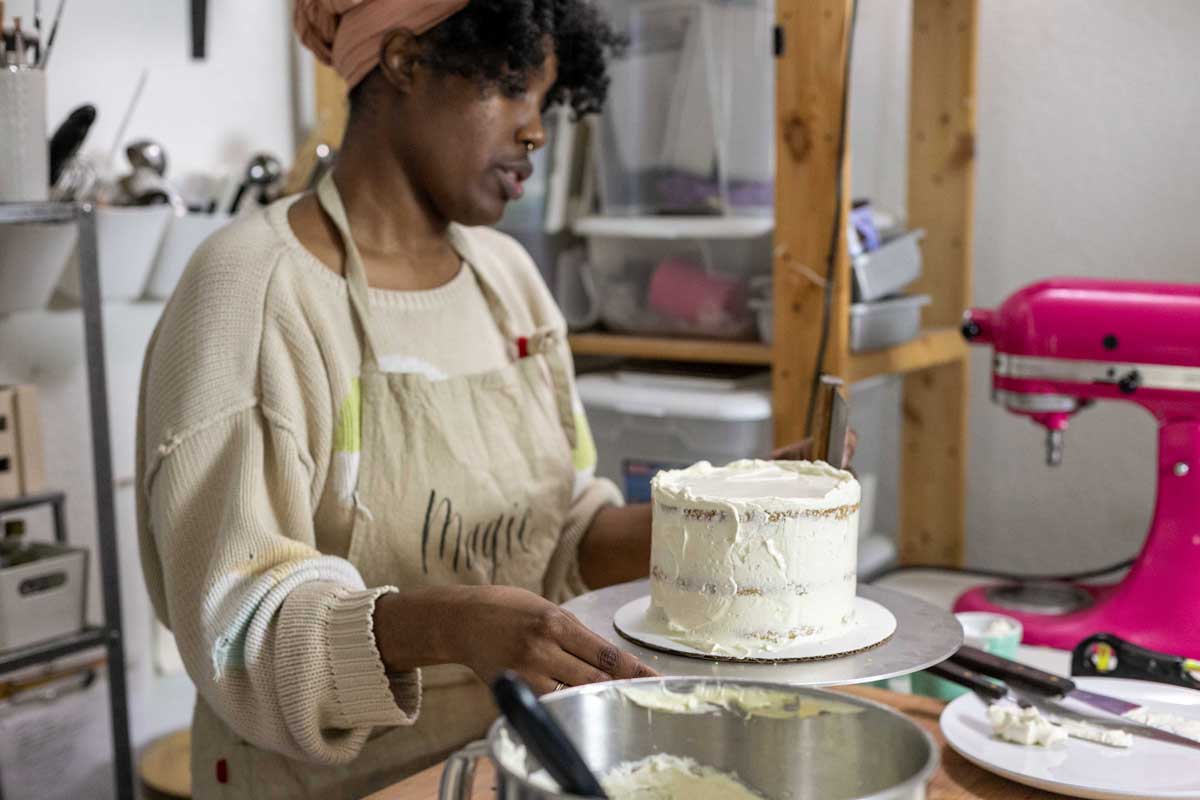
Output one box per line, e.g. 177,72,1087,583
420,489,533,581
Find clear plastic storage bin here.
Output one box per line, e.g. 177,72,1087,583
578,370,773,502
576,216,772,339
595,0,775,216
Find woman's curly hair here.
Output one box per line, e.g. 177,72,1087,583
352,0,624,117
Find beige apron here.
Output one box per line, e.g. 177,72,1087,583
192,175,578,799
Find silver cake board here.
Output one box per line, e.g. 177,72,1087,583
613,594,896,665
562,579,963,687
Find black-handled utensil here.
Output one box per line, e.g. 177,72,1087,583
491,672,607,798
952,644,1079,696
48,104,96,185
950,646,1200,751
191,0,206,59
952,644,1153,718
926,659,1007,703
1072,633,1200,691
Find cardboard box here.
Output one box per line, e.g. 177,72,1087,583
0,390,18,501
0,386,46,500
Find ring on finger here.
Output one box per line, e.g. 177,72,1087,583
553,681,566,692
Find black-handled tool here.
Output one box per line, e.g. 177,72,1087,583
48,104,96,185
951,644,1152,719
491,672,607,798
191,0,206,59
950,645,1200,751
952,644,1078,696
1072,633,1200,691
926,659,1007,703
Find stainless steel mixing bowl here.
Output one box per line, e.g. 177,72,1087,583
440,677,938,800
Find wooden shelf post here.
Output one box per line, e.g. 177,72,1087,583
900,0,979,566
772,0,855,447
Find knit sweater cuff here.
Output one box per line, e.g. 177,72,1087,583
326,587,420,729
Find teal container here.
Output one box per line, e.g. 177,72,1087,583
911,612,1023,701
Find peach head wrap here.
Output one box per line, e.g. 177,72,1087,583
294,0,469,89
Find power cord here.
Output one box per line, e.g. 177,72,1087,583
869,558,1136,585
804,0,860,435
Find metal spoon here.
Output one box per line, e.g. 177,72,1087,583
306,142,337,192
228,153,283,214
126,139,167,177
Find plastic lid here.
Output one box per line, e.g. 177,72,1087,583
577,373,772,421
849,294,932,316
573,215,773,240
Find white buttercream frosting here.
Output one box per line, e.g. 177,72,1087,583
1059,719,1133,748
602,754,764,800
618,684,863,719
650,460,860,654
1123,708,1200,742
987,703,1135,749
496,728,765,799
987,704,1068,747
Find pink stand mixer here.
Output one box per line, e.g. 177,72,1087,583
958,278,1200,654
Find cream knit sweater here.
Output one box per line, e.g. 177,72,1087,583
136,198,620,766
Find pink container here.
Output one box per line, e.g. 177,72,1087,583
647,258,747,328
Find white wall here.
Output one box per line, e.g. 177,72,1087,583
850,0,1200,572
5,0,296,183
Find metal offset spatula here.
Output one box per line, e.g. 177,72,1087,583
492,672,608,798
952,645,1200,749
811,375,850,468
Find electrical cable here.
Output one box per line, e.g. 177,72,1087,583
869,558,1136,585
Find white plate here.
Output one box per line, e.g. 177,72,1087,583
940,677,1200,799
612,594,896,663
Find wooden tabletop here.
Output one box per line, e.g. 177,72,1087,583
368,685,1072,799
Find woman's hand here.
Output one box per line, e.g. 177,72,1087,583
770,429,858,469
451,585,657,693
373,585,656,696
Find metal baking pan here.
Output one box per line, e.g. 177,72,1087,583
852,229,924,302
850,294,931,353
445,677,939,800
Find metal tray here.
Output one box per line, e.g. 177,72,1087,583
563,579,962,687
850,294,931,353
852,229,924,302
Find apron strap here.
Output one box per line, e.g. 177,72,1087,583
316,173,387,367
521,328,578,450
446,225,522,343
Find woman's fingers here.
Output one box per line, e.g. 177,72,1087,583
770,428,857,468
771,437,813,461
522,672,562,696
544,650,614,689
552,611,658,679
843,428,858,468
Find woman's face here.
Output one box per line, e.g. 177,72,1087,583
388,50,559,227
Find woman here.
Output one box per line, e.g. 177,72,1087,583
136,2,653,797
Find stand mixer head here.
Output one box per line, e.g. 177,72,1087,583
957,278,1200,654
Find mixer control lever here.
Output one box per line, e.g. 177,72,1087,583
1046,429,1064,466
1117,370,1141,394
